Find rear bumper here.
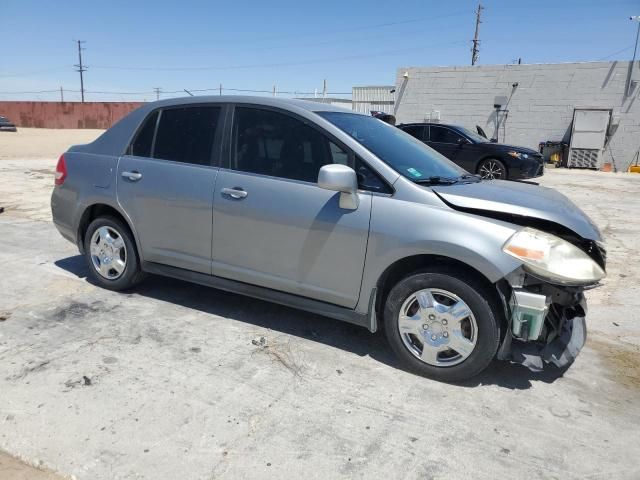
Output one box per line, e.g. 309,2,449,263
51,187,79,248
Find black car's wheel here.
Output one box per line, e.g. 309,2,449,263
84,216,144,291
383,269,501,382
478,158,507,180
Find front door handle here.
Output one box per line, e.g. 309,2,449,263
122,171,143,181
221,187,248,199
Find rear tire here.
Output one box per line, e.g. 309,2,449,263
383,269,500,382
84,216,144,291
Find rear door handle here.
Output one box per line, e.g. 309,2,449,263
122,171,143,181
221,187,248,199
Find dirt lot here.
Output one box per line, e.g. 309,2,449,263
0,128,104,161
1,130,639,480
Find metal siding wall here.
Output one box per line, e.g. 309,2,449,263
352,86,395,114
394,62,640,171
0,101,143,129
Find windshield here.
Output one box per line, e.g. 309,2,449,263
456,126,489,143
318,112,467,182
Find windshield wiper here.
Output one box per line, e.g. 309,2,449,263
458,174,482,183
414,176,459,185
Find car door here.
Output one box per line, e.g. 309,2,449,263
211,106,372,308
117,105,223,274
427,125,461,161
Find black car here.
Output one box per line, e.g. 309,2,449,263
0,115,17,132
398,123,543,180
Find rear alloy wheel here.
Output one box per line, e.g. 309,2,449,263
384,270,500,382
84,216,143,291
478,158,507,180
89,226,127,280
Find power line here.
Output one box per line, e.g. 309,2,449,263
0,86,353,96
471,3,484,66
596,44,635,61
90,41,468,72
93,10,468,52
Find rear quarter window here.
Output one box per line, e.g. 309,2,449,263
129,111,158,157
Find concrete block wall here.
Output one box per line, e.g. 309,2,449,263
395,62,640,171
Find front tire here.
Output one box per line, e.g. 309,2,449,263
84,216,143,291
478,158,507,180
383,270,500,382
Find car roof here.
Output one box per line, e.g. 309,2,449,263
147,95,358,114
400,122,464,129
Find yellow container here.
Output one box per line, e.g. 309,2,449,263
629,165,640,174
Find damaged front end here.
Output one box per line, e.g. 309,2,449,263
495,230,606,371
496,276,591,371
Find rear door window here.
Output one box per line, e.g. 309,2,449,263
153,106,220,165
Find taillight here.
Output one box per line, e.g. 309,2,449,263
55,154,67,185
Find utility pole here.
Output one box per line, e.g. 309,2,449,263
153,87,161,100
60,86,64,102
273,85,277,96
74,40,87,102
219,83,222,96
471,3,484,66
322,79,327,102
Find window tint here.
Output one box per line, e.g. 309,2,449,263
429,126,463,144
355,158,391,193
401,125,425,140
153,106,220,165
232,107,345,183
318,112,465,182
130,111,158,157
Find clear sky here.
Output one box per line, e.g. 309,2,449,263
1,0,639,102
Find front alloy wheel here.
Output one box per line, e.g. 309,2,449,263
478,159,506,180
384,270,500,382
398,288,478,367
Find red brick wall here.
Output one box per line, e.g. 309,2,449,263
0,101,143,129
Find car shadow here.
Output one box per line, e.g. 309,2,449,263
55,255,567,390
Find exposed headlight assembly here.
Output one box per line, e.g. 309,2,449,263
503,227,605,285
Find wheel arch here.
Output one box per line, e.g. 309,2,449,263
374,254,507,332
77,203,141,258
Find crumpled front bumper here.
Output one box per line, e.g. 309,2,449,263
497,292,588,372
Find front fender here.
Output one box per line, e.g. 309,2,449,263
355,196,522,313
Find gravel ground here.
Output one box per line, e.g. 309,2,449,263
0,137,639,479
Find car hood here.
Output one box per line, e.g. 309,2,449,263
431,180,602,241
482,143,541,156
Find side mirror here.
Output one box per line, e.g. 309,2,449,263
318,164,359,210
457,137,467,147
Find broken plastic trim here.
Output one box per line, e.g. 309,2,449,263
497,295,587,371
